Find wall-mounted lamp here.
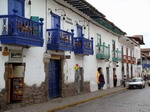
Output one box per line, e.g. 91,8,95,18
75,21,78,26
48,8,52,14
79,19,88,29
28,0,31,5
83,25,86,29
55,9,66,20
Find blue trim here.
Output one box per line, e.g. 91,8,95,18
142,64,150,68
51,13,60,29
74,36,94,55
0,14,44,47
47,29,74,51
48,60,60,98
8,0,25,17
0,36,43,47
77,24,82,37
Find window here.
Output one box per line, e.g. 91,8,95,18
112,40,115,57
97,33,101,45
112,40,115,50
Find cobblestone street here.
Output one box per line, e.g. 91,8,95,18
55,86,150,112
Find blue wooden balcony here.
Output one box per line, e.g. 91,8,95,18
142,64,150,68
74,35,94,55
112,48,122,62
47,29,74,51
0,11,44,47
96,42,110,60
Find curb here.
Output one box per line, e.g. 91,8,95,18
47,88,127,112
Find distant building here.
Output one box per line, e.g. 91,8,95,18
141,48,150,78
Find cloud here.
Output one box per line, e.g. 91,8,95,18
86,0,150,48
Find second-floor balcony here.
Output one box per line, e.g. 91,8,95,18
47,29,74,51
0,10,44,47
131,57,136,64
142,64,150,68
74,35,93,55
122,55,136,64
96,42,110,60
127,56,132,63
122,55,128,63
112,48,122,62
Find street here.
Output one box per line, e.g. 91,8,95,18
55,85,150,112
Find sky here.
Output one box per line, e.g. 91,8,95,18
86,0,150,48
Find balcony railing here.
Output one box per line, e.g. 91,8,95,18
122,55,136,64
96,42,110,60
112,48,122,62
122,55,128,63
47,29,74,51
0,10,44,47
127,56,132,63
131,57,136,64
74,35,93,55
142,64,150,68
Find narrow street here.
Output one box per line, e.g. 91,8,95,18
55,85,150,112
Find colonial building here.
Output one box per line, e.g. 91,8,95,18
0,0,143,111
119,35,144,80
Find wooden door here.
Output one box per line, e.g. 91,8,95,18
48,60,61,98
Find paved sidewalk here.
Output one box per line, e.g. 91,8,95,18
4,87,127,112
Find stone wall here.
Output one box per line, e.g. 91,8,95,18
0,89,7,112
62,81,90,97
0,82,48,112
22,82,48,106
0,61,91,111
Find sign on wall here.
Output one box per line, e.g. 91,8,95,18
9,50,23,62
65,17,73,25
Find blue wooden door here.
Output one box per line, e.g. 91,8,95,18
77,25,82,37
51,14,60,29
48,60,60,98
8,0,25,16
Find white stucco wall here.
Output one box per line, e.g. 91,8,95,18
0,0,129,92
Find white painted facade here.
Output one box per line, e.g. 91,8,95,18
0,0,141,95
119,36,142,80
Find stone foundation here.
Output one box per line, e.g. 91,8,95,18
22,82,48,106
0,60,91,111
62,81,90,97
0,81,90,111
0,82,48,112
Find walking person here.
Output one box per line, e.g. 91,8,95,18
113,75,117,87
96,67,105,90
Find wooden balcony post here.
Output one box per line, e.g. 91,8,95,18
39,18,44,39
13,9,18,36
71,29,74,51
117,48,119,59
103,42,105,55
108,44,110,59
91,37,94,54
82,34,84,50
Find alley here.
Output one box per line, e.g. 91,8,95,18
55,86,150,112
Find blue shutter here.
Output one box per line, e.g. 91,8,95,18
51,14,60,29
8,0,25,16
77,25,82,37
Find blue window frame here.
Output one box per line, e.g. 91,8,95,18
77,25,82,37
51,13,60,29
8,0,25,16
